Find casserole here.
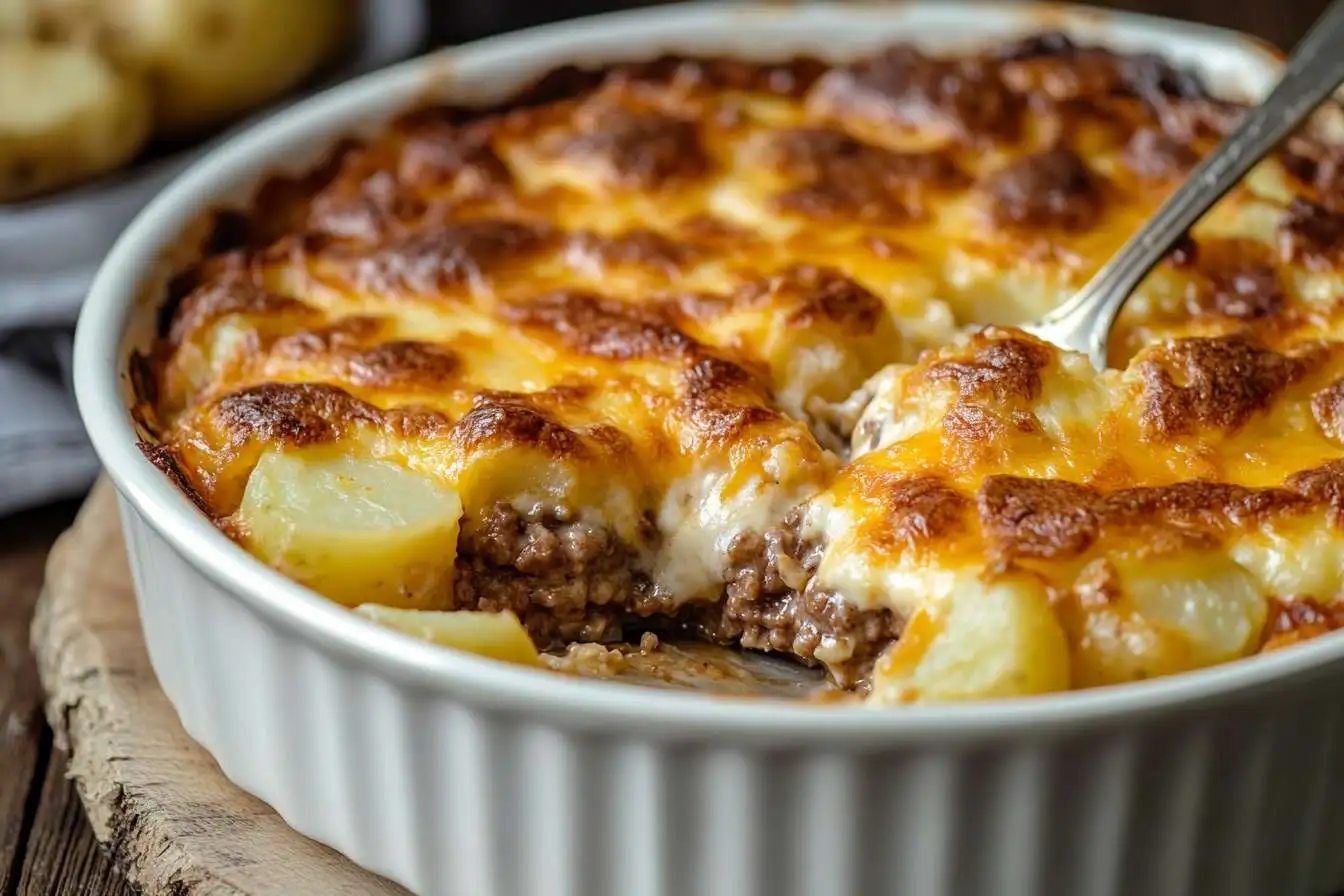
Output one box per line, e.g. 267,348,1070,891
126,8,1344,704
73,3,1344,894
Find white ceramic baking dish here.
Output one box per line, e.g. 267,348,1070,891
72,4,1344,895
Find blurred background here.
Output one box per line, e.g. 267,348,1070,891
426,0,1325,52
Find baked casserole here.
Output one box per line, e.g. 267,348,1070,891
130,32,1344,704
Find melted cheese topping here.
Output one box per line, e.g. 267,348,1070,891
137,35,1344,703
823,328,1344,701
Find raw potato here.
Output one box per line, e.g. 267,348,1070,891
355,606,541,668
40,0,353,137
870,574,1071,704
236,449,464,611
0,40,150,201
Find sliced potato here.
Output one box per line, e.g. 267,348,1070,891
236,449,463,610
870,574,1071,704
0,40,150,201
47,0,353,136
355,606,541,668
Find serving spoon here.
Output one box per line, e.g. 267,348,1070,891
1024,0,1344,369
546,6,1344,702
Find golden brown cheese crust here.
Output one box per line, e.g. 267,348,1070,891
983,149,1103,231
137,33,1344,695
1280,198,1344,270
1137,335,1321,437
759,127,968,223
808,45,1022,145
823,327,1344,607
977,471,1339,563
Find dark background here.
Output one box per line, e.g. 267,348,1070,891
0,1,1334,894
423,0,1328,54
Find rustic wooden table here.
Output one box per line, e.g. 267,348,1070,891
0,499,130,896
0,1,1329,893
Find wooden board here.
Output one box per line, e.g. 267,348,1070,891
30,479,407,896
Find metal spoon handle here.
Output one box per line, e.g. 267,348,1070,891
1027,0,1344,369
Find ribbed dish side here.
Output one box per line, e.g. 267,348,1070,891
117,494,1344,896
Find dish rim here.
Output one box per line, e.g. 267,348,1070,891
73,0,1344,744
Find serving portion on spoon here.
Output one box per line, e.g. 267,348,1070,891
1024,0,1344,369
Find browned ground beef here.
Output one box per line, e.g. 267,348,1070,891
688,524,900,689
454,502,900,688
453,502,647,644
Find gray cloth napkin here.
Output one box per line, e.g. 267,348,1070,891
0,0,426,517
0,327,97,515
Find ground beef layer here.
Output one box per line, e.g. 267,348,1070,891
453,503,898,688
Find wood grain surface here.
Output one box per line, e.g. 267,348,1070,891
0,497,129,896
29,481,406,895
0,1,1330,893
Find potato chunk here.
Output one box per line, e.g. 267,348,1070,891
236,450,462,610
0,41,150,200
354,606,541,668
870,573,1071,704
1067,554,1268,688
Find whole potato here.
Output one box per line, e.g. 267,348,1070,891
38,0,354,137
0,40,151,201
30,0,100,43
0,0,34,38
